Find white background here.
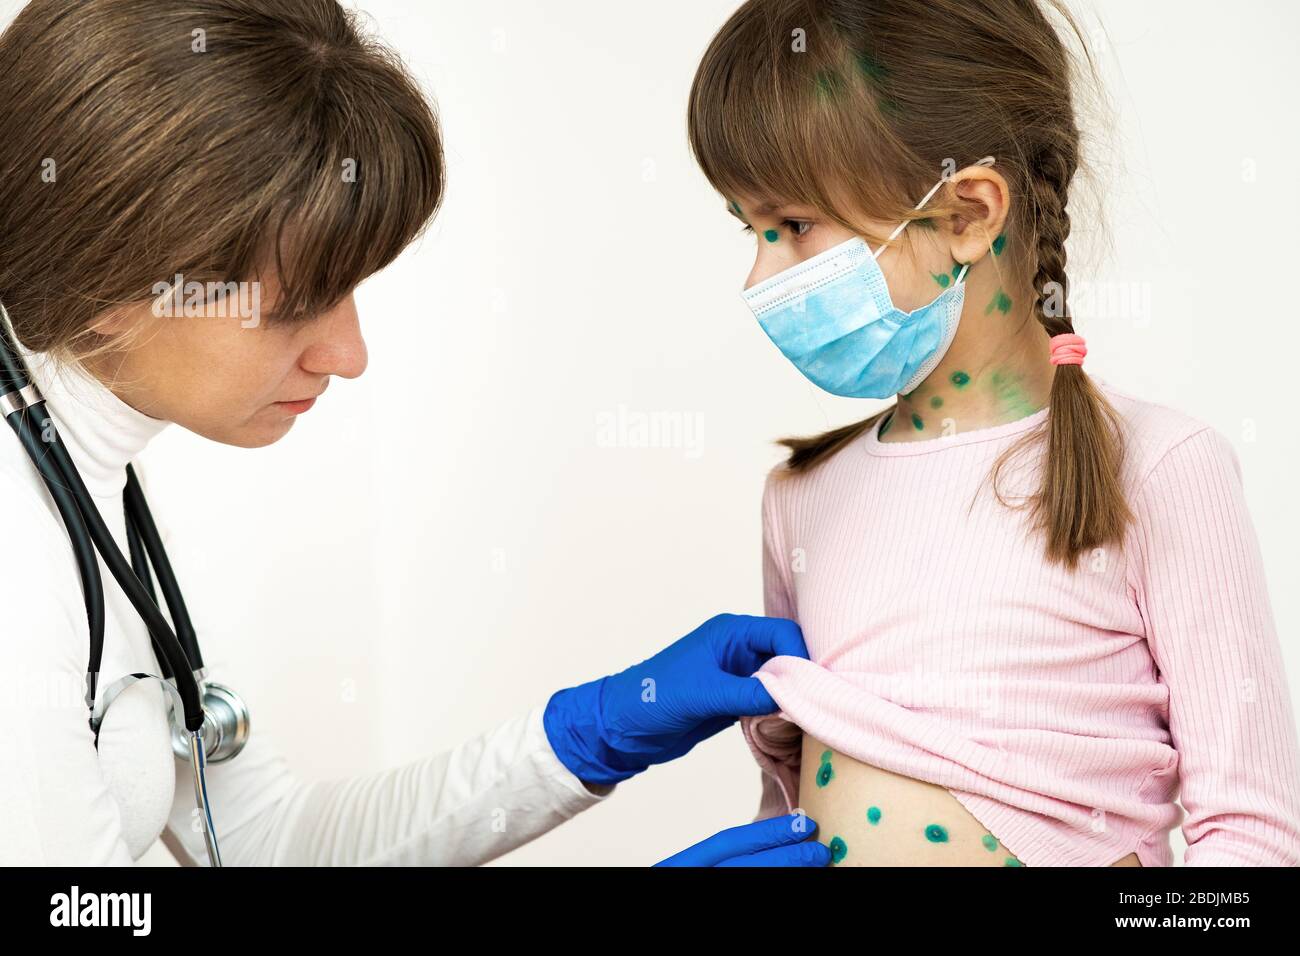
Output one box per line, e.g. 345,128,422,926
5,0,1295,866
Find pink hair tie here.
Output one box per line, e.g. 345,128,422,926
1049,332,1087,366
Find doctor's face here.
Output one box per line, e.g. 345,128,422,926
81,274,368,448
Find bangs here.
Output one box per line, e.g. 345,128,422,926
256,82,445,323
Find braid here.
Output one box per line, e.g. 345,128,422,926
1015,144,1134,568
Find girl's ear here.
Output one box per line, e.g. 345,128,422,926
948,166,1011,266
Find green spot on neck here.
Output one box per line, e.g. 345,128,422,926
911,413,924,430
992,232,1007,256
929,395,943,409
950,370,970,388
763,229,779,243
930,271,950,288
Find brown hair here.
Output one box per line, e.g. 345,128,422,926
687,0,1131,571
0,0,443,361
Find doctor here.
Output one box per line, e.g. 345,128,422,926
0,0,829,866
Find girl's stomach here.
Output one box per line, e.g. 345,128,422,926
798,733,1142,867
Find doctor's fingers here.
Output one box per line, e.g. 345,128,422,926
709,614,809,669
716,840,833,867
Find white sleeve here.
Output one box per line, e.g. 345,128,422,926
141,466,615,867
0,472,139,866
165,697,614,866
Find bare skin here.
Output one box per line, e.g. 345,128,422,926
799,734,1142,867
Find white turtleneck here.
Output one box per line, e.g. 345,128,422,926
0,348,610,865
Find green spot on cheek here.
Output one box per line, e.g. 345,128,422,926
992,233,1006,256
925,824,949,843
929,395,943,409
981,834,998,851
950,370,970,388
911,413,923,430
867,806,882,825
763,229,779,244
930,272,950,288
1004,856,1023,867
828,836,848,864
730,200,743,217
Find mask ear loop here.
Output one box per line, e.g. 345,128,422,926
869,156,997,287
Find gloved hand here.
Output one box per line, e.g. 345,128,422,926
655,813,830,867
543,612,806,786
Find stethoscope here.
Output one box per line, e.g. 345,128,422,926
0,302,249,867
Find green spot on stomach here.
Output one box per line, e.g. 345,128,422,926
867,806,882,825
981,834,998,851
1004,856,1023,867
816,758,834,788
924,824,949,843
828,835,848,864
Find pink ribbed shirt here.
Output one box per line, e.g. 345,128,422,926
741,377,1300,866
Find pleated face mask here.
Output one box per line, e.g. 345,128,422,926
740,156,995,399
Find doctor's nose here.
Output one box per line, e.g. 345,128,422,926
301,294,368,380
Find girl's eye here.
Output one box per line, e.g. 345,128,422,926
740,219,813,238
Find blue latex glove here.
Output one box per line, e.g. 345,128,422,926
543,613,807,786
655,813,830,867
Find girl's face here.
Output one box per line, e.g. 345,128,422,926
728,194,956,313
84,274,368,448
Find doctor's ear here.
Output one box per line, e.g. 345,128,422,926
86,300,151,337
945,165,1011,268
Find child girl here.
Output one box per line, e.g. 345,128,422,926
687,0,1300,866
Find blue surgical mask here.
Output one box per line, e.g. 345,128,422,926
739,156,995,399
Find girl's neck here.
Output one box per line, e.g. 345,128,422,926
880,288,1055,442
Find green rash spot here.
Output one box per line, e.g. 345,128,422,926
867,806,882,825
821,750,832,763
816,763,834,787
1004,857,1023,867
984,288,1013,315
950,370,970,388
763,229,779,244
925,824,949,843
878,412,892,437
952,264,963,279
930,271,951,288
981,834,998,852
814,69,843,102
929,395,943,409
828,836,848,864
729,200,743,217
911,413,924,430
992,233,1006,256
855,50,889,83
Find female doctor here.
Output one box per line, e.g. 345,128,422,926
0,0,830,866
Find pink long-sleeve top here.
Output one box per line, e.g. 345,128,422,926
741,376,1300,866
